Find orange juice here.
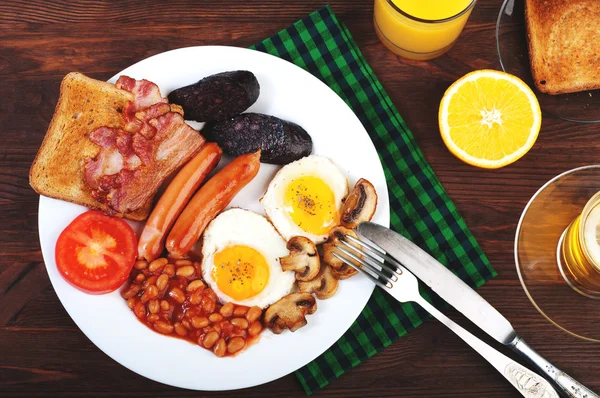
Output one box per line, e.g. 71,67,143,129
374,0,476,60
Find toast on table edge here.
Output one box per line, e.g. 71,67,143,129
30,72,203,221
525,0,600,95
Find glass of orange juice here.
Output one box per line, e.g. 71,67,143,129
374,0,476,61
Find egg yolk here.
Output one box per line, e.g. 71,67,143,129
283,176,339,235
212,245,270,301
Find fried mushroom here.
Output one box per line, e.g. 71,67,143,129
298,263,338,299
341,178,378,229
264,292,317,334
322,226,358,280
279,236,320,281
330,262,357,280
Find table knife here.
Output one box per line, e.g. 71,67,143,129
357,221,598,398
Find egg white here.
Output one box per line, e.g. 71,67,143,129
261,155,349,244
201,208,295,308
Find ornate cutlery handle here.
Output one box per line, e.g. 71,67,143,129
510,336,598,398
416,297,558,398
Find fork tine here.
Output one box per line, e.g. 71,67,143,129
339,239,401,277
334,245,395,286
332,252,392,290
344,234,405,272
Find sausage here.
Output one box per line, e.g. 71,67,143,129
167,71,260,122
204,113,312,165
137,143,223,261
166,150,261,258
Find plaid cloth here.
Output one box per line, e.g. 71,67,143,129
250,5,497,395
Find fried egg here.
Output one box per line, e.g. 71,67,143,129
201,208,295,308
261,155,348,244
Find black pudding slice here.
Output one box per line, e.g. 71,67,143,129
168,70,259,122
204,113,313,165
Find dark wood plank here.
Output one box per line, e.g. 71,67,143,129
1,0,599,397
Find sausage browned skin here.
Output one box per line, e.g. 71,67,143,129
138,143,223,261
166,150,261,258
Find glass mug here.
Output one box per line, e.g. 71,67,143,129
559,190,600,297
374,0,476,61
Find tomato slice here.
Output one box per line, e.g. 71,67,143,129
55,210,137,294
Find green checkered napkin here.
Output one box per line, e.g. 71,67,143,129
250,5,496,395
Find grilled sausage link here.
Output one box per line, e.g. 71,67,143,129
166,150,261,258
138,143,223,261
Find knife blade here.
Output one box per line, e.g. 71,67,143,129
357,221,518,344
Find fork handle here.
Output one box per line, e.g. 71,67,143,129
415,297,559,398
509,336,598,398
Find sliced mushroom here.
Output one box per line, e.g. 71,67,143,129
279,236,320,281
322,226,358,279
298,263,338,299
330,262,358,280
264,292,317,334
341,178,378,229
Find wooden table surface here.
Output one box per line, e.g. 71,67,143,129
2,0,599,397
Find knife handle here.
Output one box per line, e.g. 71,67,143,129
416,297,559,398
509,336,598,398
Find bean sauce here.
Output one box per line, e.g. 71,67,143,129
122,258,263,357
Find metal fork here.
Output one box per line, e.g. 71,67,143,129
333,234,559,398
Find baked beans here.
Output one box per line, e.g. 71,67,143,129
174,322,188,336
191,316,209,329
208,313,223,323
148,299,159,314
227,337,246,354
141,285,158,303
121,257,264,357
176,265,195,277
134,301,145,319
231,318,248,329
147,314,160,323
163,264,175,277
213,338,227,357
187,280,205,292
246,306,262,323
142,275,157,289
248,321,262,337
168,287,185,304
231,329,247,339
160,300,170,311
156,274,169,291
122,284,140,300
219,302,234,317
175,259,193,267
154,320,174,334
203,331,219,348
127,297,136,309
233,306,248,317
149,258,168,272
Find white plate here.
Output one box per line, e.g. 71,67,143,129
37,46,390,391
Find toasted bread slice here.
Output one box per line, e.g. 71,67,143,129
30,72,151,220
526,0,600,95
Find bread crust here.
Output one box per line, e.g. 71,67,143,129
526,0,600,94
30,73,149,220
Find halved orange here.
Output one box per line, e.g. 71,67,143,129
439,70,541,169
